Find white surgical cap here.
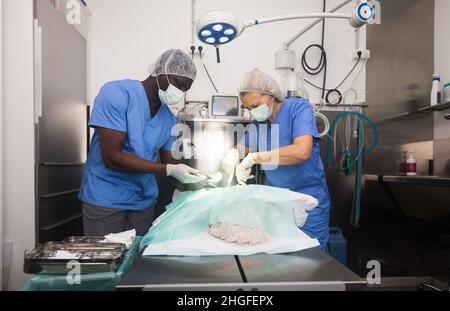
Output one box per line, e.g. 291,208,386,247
238,68,285,102
150,49,197,81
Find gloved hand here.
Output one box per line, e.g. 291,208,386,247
221,149,240,174
198,172,223,189
221,149,240,187
236,153,256,185
166,164,206,184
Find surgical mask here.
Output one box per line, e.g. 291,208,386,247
157,75,185,106
250,102,273,122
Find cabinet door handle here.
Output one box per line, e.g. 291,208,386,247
33,19,43,124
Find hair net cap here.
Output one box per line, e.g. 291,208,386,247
238,68,285,102
150,49,197,81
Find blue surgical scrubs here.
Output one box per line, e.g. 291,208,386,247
79,80,177,211
242,98,331,248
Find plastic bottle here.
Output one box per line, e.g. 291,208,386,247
399,151,408,176
431,74,441,106
444,82,450,103
406,152,417,176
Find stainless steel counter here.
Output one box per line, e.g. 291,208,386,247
117,255,243,290
117,247,365,291
365,174,450,222
382,175,450,187
366,174,450,187
238,247,365,290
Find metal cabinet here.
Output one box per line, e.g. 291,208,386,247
34,0,87,243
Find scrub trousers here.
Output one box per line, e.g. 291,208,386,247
82,202,155,236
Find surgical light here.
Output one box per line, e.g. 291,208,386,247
196,10,241,46
197,2,374,46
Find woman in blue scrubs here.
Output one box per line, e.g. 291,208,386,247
236,69,331,249
80,49,204,236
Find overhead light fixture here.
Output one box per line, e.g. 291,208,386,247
196,2,374,46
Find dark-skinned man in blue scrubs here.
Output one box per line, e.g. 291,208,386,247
80,49,203,236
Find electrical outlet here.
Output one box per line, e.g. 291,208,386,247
353,50,370,60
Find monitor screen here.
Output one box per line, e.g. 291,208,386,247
211,96,239,117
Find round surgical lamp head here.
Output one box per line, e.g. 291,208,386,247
197,10,243,46
350,1,375,28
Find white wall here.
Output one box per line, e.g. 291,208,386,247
1,0,36,290
0,0,4,291
87,0,366,107
434,0,450,140
435,0,450,88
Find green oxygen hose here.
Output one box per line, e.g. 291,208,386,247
352,122,364,227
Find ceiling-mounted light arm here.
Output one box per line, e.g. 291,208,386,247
283,0,353,49
242,13,352,29
283,0,380,49
197,4,371,47
196,12,358,46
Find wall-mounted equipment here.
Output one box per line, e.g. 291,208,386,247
196,2,373,47
209,95,244,120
